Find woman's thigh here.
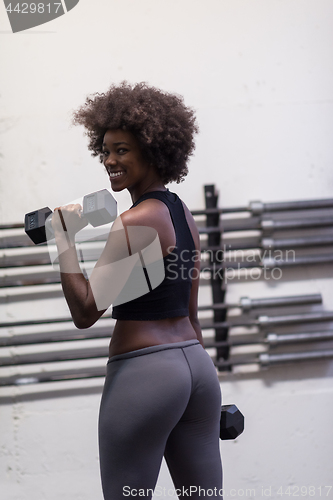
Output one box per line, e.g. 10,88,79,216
164,343,223,499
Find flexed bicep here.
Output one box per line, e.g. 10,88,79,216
89,215,165,311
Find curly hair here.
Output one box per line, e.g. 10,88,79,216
72,81,199,184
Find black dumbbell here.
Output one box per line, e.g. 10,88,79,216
25,189,117,244
220,404,244,440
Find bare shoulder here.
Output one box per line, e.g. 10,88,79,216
120,199,176,256
120,198,171,229
118,196,200,255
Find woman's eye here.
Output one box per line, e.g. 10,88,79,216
102,151,109,157
117,148,128,154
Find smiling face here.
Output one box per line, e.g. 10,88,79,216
102,129,164,201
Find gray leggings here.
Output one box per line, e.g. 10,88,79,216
98,339,223,499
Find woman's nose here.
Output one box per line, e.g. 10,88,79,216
105,154,117,165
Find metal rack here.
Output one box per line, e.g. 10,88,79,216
198,184,333,371
0,187,333,397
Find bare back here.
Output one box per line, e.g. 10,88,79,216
109,197,201,356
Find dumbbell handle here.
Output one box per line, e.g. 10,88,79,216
25,189,117,244
44,208,87,238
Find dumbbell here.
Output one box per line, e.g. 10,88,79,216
25,189,117,244
220,404,244,440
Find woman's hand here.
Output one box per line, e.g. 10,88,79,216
52,203,88,244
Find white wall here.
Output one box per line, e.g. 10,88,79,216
1,1,333,499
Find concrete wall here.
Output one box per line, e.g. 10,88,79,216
1,1,333,499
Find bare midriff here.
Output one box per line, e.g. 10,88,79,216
109,316,197,357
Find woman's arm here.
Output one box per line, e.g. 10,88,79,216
52,204,163,329
52,204,108,328
181,201,205,347
188,256,205,348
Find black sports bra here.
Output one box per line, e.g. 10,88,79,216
111,190,196,320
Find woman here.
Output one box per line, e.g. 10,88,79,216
52,82,223,499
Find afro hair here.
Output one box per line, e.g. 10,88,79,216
72,81,199,184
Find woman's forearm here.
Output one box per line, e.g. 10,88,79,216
55,234,101,328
